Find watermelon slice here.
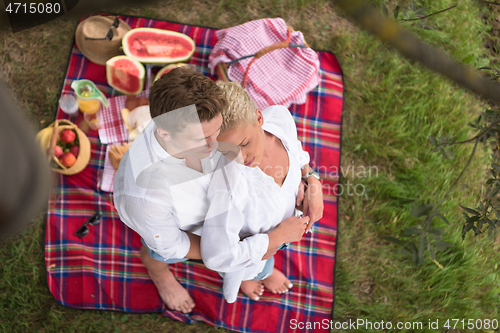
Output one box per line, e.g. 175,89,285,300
154,63,190,82
122,28,195,64
106,56,145,95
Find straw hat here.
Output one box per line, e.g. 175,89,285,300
75,15,131,65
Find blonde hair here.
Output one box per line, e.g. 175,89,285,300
216,81,257,133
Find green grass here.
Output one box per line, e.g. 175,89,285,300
1,0,500,332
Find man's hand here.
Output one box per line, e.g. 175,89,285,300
302,177,324,232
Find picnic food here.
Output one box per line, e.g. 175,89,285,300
154,63,190,81
121,95,151,141
124,95,149,111
35,119,91,175
109,143,131,170
106,56,145,95
122,28,195,63
60,129,76,143
71,145,79,157
60,152,77,168
54,145,63,158
71,80,109,128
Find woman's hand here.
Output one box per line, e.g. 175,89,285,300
302,177,324,232
265,215,310,257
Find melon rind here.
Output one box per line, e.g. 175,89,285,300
122,28,196,64
106,56,145,95
154,63,190,82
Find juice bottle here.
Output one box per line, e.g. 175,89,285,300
71,80,109,130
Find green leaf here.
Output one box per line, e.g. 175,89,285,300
436,213,449,225
479,67,492,70
434,241,454,251
479,200,485,213
429,227,445,236
492,163,500,174
381,2,388,17
462,223,473,240
416,6,428,13
445,149,455,159
428,135,437,146
466,215,481,224
439,147,449,159
414,203,433,218
488,186,500,200
487,179,495,185
418,233,425,265
408,242,418,265
383,236,405,246
459,205,480,215
462,54,474,64
121,315,128,323
395,248,410,256
429,245,436,261
394,6,400,19
401,227,421,236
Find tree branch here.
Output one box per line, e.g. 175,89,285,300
440,121,499,146
442,138,479,203
334,0,500,104
399,5,457,22
416,138,479,241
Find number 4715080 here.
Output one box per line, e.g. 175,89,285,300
5,3,61,14
444,319,498,330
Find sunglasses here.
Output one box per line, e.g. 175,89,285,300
85,17,120,41
74,213,102,239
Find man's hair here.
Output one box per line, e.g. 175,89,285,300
215,81,257,133
149,66,227,134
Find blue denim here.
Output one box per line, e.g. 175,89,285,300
141,237,189,264
251,256,275,281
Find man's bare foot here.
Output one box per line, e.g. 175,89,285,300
262,268,293,294
240,280,264,301
152,270,195,313
140,246,195,313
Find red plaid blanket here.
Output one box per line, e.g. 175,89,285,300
45,14,342,333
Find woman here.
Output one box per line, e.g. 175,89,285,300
201,81,324,303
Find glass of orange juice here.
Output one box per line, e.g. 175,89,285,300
71,80,109,130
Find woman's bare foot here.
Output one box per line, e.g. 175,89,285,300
262,268,293,294
140,246,195,313
240,280,264,301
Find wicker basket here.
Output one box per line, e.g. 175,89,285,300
215,25,309,87
36,119,91,175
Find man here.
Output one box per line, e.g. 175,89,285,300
114,67,226,313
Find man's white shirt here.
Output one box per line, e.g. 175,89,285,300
113,120,221,260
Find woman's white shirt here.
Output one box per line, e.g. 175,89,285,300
201,105,310,302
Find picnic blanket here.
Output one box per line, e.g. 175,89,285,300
45,14,342,333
